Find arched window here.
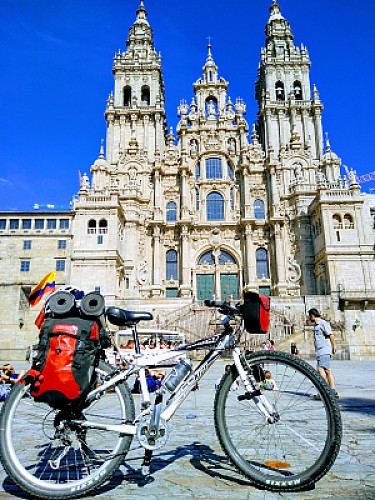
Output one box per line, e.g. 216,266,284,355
198,251,215,265
218,251,236,265
166,201,177,222
293,80,303,100
124,86,131,106
99,219,108,234
141,86,150,105
256,248,269,279
207,192,224,221
88,219,96,234
343,214,354,229
206,158,222,179
275,81,285,101
254,199,265,220
166,249,178,280
332,214,342,229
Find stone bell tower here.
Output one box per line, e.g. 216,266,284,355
105,0,167,167
256,0,324,160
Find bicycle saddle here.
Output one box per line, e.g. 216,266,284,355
106,307,153,327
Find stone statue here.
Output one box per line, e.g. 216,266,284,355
287,257,302,283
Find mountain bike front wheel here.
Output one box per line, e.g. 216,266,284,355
0,361,135,499
214,351,342,492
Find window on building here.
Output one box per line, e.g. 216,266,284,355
59,219,69,229
58,239,67,250
99,219,108,234
256,248,269,279
343,214,354,229
293,80,303,100
141,86,150,105
22,219,32,230
206,158,222,179
20,260,30,272
124,86,131,106
23,240,31,250
20,286,31,308
254,199,265,219
97,235,103,244
10,219,19,230
56,260,65,272
198,251,215,265
166,249,178,280
166,288,178,298
275,81,285,101
259,286,271,296
0,220,6,229
218,251,236,265
196,189,200,211
47,219,57,229
166,201,177,222
88,219,97,234
35,219,44,229
332,214,342,229
207,191,224,221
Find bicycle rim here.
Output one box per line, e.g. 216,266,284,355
214,351,342,491
0,361,135,499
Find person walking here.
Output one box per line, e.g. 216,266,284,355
308,308,339,399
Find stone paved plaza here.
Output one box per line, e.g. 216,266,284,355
0,358,374,499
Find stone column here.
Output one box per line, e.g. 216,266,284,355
274,222,287,295
179,225,192,297
143,115,149,152
150,225,163,297
243,226,257,291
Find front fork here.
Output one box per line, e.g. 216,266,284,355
232,348,279,424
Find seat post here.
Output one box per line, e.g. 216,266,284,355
131,324,142,354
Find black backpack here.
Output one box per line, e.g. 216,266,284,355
28,316,106,410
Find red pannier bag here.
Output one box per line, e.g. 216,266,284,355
29,317,101,410
241,291,270,334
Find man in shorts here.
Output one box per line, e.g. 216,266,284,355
308,308,339,399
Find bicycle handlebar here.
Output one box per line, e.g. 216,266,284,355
204,299,241,316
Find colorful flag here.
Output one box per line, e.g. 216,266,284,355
28,271,56,307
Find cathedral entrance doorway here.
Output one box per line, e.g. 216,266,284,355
195,249,239,301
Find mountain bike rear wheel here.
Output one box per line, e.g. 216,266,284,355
0,361,134,499
214,351,342,491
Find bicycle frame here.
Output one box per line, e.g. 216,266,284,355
82,320,276,437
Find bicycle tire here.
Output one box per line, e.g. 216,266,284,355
214,350,342,492
0,361,135,499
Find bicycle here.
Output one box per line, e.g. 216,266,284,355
0,300,342,499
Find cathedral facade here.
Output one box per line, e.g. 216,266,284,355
1,1,375,359
73,1,374,304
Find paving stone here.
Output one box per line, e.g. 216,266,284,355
0,359,374,498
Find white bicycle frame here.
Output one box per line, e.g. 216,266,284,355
81,323,276,437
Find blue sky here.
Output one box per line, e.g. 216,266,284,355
1,0,375,211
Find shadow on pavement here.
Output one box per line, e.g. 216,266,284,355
338,397,375,416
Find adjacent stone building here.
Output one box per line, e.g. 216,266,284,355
1,1,375,359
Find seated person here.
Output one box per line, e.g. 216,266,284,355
0,364,26,385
